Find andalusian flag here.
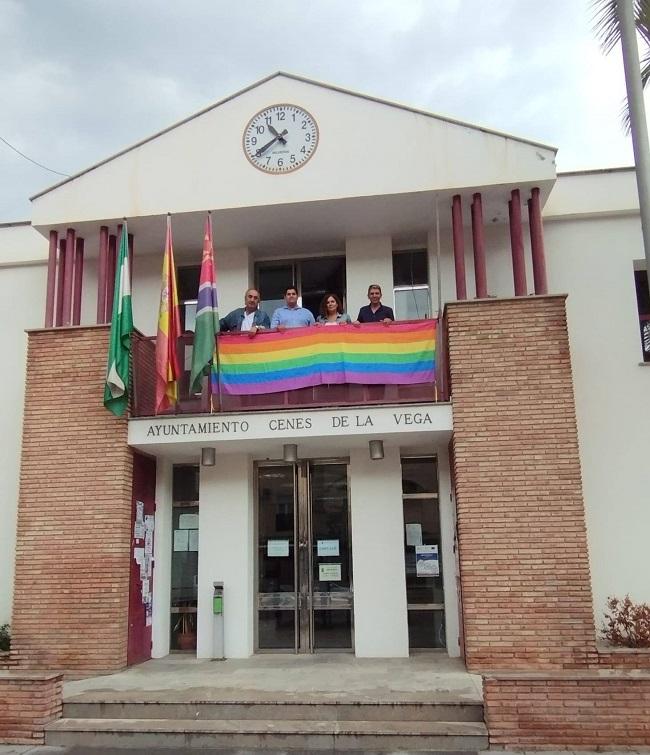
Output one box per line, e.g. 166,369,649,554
155,215,182,413
189,213,219,394
103,223,133,416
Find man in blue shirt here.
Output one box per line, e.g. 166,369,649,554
271,287,315,329
355,284,395,324
219,288,271,336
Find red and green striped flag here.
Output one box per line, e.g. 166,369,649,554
103,223,133,416
189,214,219,394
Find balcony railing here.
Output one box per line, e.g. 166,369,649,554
131,320,447,418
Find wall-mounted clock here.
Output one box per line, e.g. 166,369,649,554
243,104,319,174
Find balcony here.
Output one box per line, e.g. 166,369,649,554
131,320,446,418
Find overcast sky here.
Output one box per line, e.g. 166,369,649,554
0,0,644,221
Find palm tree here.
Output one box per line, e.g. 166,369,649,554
592,0,650,131
592,0,650,288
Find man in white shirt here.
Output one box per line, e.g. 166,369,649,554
219,289,271,336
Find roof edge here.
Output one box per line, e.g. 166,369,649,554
0,220,32,228
30,70,558,202
557,165,635,176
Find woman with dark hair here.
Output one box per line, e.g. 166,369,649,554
316,293,351,325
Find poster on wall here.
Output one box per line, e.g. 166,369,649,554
405,523,423,546
267,539,290,557
415,545,439,577
134,501,145,540
317,539,339,557
319,563,341,581
173,529,189,551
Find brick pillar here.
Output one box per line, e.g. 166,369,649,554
446,296,597,671
0,672,62,745
12,326,133,673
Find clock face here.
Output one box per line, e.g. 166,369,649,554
243,104,319,174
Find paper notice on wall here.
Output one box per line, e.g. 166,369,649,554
144,514,155,532
134,521,145,540
317,539,339,557
174,529,189,552
188,529,199,552
145,604,152,626
267,540,289,557
179,513,199,529
415,545,439,577
141,578,150,601
405,523,423,546
144,529,153,557
133,547,145,565
136,501,144,522
144,555,152,578
319,563,341,581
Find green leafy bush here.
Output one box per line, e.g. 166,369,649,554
0,624,10,652
601,595,650,648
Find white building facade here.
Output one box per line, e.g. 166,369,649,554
0,73,648,670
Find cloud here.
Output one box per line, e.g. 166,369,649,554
0,0,642,219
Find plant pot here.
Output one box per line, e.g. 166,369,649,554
177,631,196,651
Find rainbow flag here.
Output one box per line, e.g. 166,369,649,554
218,320,436,395
155,215,182,413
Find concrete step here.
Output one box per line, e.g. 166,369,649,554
63,700,484,722
45,717,489,751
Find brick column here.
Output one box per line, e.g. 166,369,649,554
446,296,596,671
12,326,133,673
0,672,62,745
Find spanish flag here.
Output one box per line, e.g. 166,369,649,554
155,214,182,413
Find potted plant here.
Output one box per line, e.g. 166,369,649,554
0,624,9,652
173,610,196,651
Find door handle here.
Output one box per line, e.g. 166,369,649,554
299,540,308,549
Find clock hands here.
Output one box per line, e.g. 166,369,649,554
267,125,287,144
255,128,288,157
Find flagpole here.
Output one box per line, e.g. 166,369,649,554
209,211,223,415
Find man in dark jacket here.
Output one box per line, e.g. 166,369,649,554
355,284,394,325
219,288,271,336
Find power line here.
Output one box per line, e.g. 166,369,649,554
0,135,70,177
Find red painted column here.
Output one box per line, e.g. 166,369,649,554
508,189,527,296
106,233,117,321
55,239,66,327
452,194,467,300
97,226,109,324
528,187,548,295
471,193,488,298
45,231,58,328
72,238,84,326
61,228,76,326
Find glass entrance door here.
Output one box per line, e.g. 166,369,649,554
256,460,353,653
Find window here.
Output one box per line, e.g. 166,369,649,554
256,256,346,320
177,266,200,333
170,465,199,652
393,250,431,320
635,270,650,362
401,456,445,649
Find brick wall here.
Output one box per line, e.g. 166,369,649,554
597,647,650,670
446,296,596,671
11,326,133,672
0,652,16,670
0,671,62,745
484,674,650,749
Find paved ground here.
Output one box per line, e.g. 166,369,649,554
3,747,650,755
63,654,483,705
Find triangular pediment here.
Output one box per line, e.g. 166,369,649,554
31,72,556,229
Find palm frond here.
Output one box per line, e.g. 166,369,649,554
592,0,650,132
592,0,622,54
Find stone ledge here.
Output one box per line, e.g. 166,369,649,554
0,671,63,682
483,669,650,681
